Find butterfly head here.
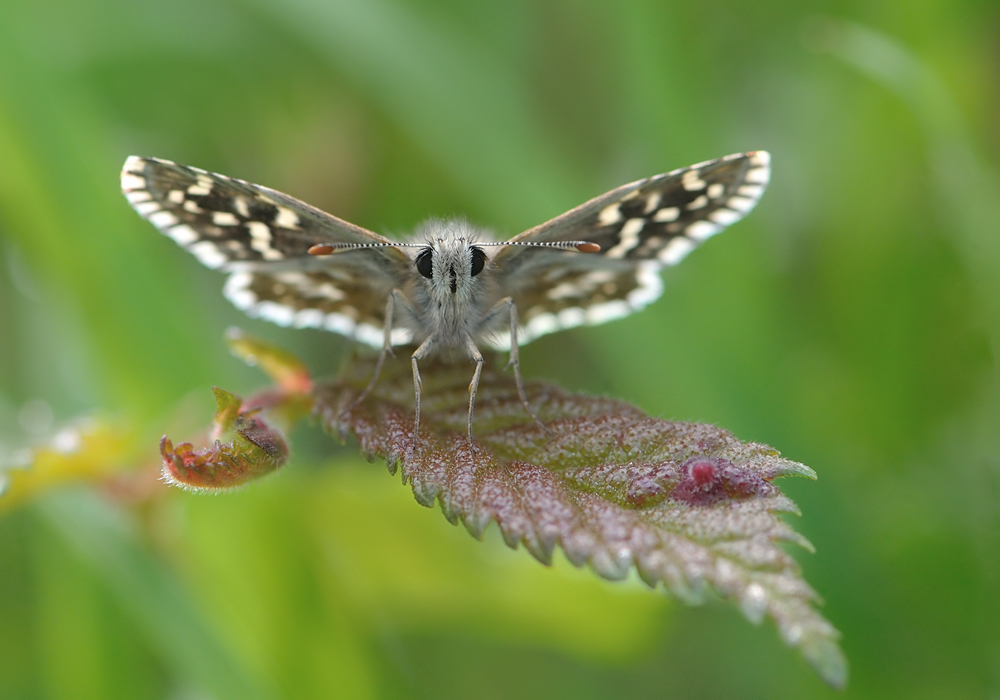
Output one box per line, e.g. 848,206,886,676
412,220,490,300
306,216,600,304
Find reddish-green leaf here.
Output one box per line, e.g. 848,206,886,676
317,352,846,688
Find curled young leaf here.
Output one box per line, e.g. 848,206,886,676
316,353,846,688
159,332,317,491
160,388,291,491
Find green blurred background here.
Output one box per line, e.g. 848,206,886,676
1,0,998,697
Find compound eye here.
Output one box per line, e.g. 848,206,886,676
470,246,487,277
415,248,433,279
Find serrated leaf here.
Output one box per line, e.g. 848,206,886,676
316,352,846,688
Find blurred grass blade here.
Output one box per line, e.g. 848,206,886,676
0,418,133,512
37,489,276,700
0,10,224,415
246,0,585,228
809,18,1000,292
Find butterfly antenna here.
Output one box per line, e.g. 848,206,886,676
308,242,426,255
308,240,601,255
477,241,601,252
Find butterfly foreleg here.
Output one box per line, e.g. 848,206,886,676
349,289,410,411
464,336,485,444
481,296,550,435
410,334,435,444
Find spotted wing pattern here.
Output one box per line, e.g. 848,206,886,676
123,153,769,352
121,156,411,346
487,151,770,348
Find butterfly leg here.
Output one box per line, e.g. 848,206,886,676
507,301,552,435
410,335,435,443
464,336,485,443
480,297,550,435
349,290,401,411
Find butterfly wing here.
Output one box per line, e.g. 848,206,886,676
121,156,412,346
487,151,770,348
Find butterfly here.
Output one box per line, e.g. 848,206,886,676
121,151,770,440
